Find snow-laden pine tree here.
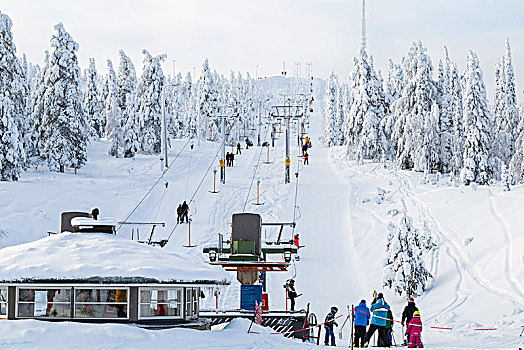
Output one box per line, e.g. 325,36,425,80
383,214,433,297
509,107,524,184
437,48,454,173
384,59,404,108
84,58,103,137
41,23,88,173
166,73,185,139
422,104,441,173
104,59,123,157
500,162,510,191
116,50,138,158
182,71,196,138
334,85,345,145
493,39,519,174
137,50,166,154
0,11,25,180
393,41,438,171
323,70,339,146
347,47,387,159
460,50,493,185
196,58,218,141
449,63,464,177
30,52,49,164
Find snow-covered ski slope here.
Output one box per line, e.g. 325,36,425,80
1,78,523,349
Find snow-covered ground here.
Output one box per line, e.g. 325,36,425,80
0,81,523,349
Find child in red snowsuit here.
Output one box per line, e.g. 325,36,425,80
405,311,423,348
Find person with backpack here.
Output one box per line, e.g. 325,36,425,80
176,204,182,224
180,201,189,223
405,311,423,348
364,293,390,347
304,151,309,165
324,306,339,346
402,298,419,345
353,300,370,348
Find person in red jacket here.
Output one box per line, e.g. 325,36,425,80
405,310,423,348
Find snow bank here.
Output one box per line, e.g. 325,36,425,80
0,232,230,284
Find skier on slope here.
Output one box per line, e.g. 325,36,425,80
324,306,339,346
176,204,183,224
364,293,390,347
180,201,189,223
402,297,419,345
304,151,309,165
405,310,423,348
237,143,241,154
353,299,370,348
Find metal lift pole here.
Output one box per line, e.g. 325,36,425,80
285,114,290,184
221,116,226,184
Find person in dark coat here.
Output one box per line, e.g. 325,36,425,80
226,152,230,167
180,201,189,223
176,204,182,224
324,306,339,346
353,300,370,348
364,293,390,347
237,143,241,154
402,297,419,345
287,279,300,311
303,151,309,165
230,152,234,166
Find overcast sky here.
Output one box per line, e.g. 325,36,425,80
2,0,524,98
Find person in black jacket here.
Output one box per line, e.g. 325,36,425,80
401,297,419,345
230,152,234,167
176,204,182,223
324,306,339,346
180,201,189,223
287,279,300,311
237,143,241,154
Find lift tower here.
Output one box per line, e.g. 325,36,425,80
271,104,304,184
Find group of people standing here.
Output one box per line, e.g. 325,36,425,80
225,152,235,167
323,293,423,348
176,201,189,224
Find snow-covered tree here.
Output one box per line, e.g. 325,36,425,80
104,59,122,157
501,162,510,191
116,50,139,158
437,48,454,173
383,214,433,297
182,71,196,138
393,41,438,171
137,50,165,154
493,39,519,173
40,23,88,173
334,84,345,145
449,63,464,177
0,11,26,180
196,58,218,141
323,70,339,146
509,108,524,184
84,58,103,137
422,104,441,173
384,59,404,108
347,47,387,159
460,50,493,185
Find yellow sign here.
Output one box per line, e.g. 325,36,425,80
220,159,225,167
285,158,290,166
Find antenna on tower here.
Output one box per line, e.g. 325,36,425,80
361,0,367,49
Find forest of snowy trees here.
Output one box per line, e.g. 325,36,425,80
0,12,263,180
324,38,524,187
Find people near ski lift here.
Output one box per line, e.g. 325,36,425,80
385,309,394,347
180,201,189,223
262,141,269,147
226,152,230,167
353,299,370,348
176,204,183,224
237,143,242,154
402,297,419,345
287,279,300,311
245,137,252,149
230,152,234,166
324,306,339,346
405,311,423,348
303,151,309,165
302,144,308,155
364,293,390,347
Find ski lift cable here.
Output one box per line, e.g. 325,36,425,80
242,115,272,212
116,138,192,232
184,143,194,199
332,15,359,73
165,134,229,243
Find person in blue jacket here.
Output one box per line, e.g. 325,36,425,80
353,299,370,348
364,293,390,347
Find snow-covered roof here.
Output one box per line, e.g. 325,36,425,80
0,232,230,284
70,217,116,227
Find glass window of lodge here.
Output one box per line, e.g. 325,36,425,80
0,287,7,318
74,288,128,318
17,288,71,318
192,288,199,316
139,288,183,318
